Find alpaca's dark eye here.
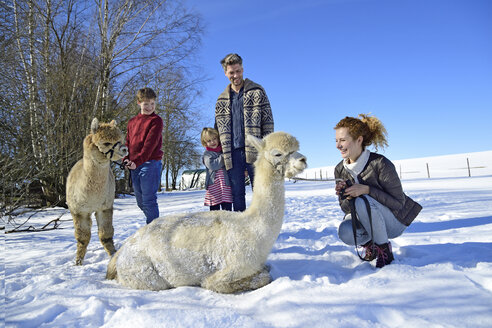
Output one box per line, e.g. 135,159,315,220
104,142,112,147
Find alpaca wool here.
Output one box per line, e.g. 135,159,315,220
106,132,307,293
67,118,128,265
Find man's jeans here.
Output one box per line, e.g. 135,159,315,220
227,148,254,212
131,160,162,224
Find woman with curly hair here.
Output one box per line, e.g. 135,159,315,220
334,114,422,268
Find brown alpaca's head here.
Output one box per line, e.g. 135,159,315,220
90,118,128,161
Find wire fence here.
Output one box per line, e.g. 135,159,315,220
396,160,487,180
297,152,492,181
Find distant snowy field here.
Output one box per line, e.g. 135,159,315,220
300,150,492,180
3,151,492,328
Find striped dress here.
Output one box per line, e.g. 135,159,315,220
204,168,233,206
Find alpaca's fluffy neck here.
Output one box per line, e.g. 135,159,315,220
83,141,110,182
244,159,285,242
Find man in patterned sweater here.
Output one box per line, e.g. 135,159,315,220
215,53,274,211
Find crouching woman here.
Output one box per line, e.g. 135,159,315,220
334,114,422,268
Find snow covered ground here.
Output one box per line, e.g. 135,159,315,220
3,152,492,328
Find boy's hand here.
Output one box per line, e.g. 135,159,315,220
124,159,136,170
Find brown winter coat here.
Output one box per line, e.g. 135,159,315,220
335,152,422,226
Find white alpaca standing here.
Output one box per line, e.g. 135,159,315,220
106,132,307,293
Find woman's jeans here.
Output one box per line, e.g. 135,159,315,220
338,195,406,245
130,160,162,224
227,148,254,212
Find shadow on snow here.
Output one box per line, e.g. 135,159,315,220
269,215,492,284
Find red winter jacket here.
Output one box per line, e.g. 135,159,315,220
124,113,163,168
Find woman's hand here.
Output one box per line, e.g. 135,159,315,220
344,183,370,198
335,180,347,196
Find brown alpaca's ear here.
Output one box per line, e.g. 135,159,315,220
109,120,116,127
246,134,264,151
91,118,99,134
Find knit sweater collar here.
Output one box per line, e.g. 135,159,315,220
219,78,259,98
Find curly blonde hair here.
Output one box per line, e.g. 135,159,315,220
334,113,388,151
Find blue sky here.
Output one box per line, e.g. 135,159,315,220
185,0,492,168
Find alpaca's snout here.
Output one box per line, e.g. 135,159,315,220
285,152,307,178
292,152,307,170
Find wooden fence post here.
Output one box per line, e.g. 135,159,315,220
467,158,471,177
426,163,430,179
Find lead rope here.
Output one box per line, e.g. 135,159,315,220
349,195,374,261
106,141,131,190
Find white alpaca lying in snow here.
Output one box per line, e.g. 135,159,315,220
106,132,307,293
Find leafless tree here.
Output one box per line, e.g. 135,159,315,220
1,0,203,216
91,0,202,117
154,68,203,190
5,0,97,208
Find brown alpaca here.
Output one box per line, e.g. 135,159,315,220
66,118,128,265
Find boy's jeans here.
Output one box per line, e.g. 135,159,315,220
131,160,162,224
227,148,254,212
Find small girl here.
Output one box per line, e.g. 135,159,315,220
201,128,233,211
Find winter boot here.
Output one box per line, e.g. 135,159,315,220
375,242,394,268
362,241,377,261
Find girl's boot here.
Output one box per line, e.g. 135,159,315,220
375,242,394,268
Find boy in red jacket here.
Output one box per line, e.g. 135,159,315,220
123,88,163,224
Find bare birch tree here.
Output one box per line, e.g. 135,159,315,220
1,0,203,214
91,0,201,118
7,0,96,206
152,68,202,190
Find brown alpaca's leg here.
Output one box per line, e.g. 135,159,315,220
73,212,92,265
95,208,116,256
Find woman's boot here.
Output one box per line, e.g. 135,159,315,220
362,241,377,261
375,242,394,268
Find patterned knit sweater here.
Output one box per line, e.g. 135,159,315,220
215,78,274,170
